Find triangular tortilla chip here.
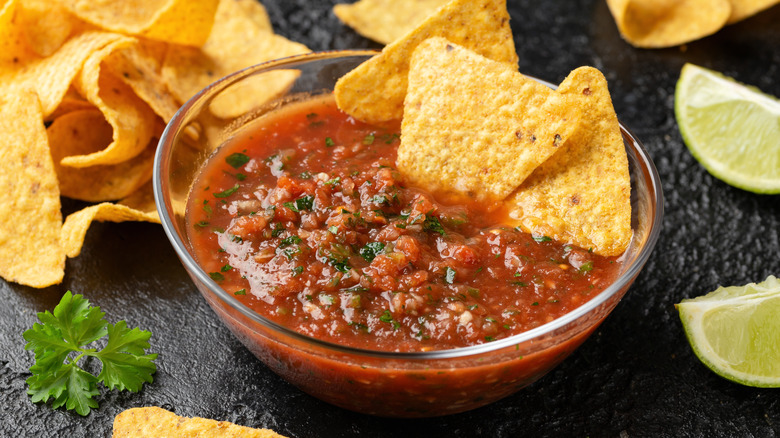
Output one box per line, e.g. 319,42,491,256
0,31,127,117
606,0,731,48
63,37,158,167
397,38,582,204
507,67,631,256
333,0,448,45
112,407,287,438
104,39,180,122
161,0,309,119
0,88,65,287
334,0,517,123
48,109,157,202
56,0,219,46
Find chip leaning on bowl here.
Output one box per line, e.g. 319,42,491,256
0,0,310,288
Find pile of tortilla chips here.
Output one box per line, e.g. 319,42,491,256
112,406,287,438
333,0,448,45
606,0,780,48
0,0,309,288
335,0,632,256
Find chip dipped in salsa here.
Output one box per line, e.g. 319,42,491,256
185,95,623,352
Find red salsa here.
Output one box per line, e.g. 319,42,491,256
186,95,622,352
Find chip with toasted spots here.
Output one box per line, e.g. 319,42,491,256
118,181,160,220
0,31,126,117
606,0,731,48
47,109,158,202
397,38,582,204
334,0,517,124
104,39,180,122
64,37,158,167
506,67,632,256
0,89,65,288
112,407,288,438
15,0,84,57
334,0,448,45
56,0,219,46
161,0,309,119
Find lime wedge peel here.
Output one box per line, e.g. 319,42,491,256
677,275,780,388
675,63,780,194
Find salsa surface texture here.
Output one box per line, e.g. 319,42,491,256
186,95,622,352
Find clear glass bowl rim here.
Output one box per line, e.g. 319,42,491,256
154,49,664,361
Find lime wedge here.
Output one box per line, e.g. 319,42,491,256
675,63,780,194
676,275,780,387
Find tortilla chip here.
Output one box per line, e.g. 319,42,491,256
112,407,288,438
233,0,273,32
104,39,181,122
161,0,309,119
63,37,158,167
507,67,632,256
0,31,126,117
333,0,448,45
0,89,65,287
57,0,219,46
606,0,731,48
15,0,84,57
45,87,95,121
334,0,517,124
48,109,157,202
61,202,161,258
397,38,582,204
727,0,780,23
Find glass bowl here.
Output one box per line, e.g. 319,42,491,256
154,50,663,418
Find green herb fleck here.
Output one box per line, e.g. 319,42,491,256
359,242,385,262
213,184,239,198
225,152,250,169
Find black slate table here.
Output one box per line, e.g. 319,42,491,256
2,1,779,436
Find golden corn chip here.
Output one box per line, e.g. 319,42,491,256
16,0,83,57
61,203,160,258
64,37,158,167
727,0,780,23
0,31,125,117
397,38,582,204
333,0,448,45
0,0,32,65
334,0,517,124
48,109,156,202
234,0,273,32
104,39,180,122
45,87,94,121
0,88,65,287
112,407,288,438
507,67,632,256
161,0,309,119
56,0,219,46
606,0,731,48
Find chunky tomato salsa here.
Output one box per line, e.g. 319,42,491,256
186,95,622,352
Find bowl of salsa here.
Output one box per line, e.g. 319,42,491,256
154,50,663,417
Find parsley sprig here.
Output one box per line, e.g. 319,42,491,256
23,291,157,416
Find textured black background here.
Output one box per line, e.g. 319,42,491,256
2,1,780,436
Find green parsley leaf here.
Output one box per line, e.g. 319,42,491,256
23,292,156,416
225,152,250,169
579,261,594,273
532,235,552,243
213,183,240,198
325,137,335,147
379,310,400,329
234,289,247,295
359,242,385,262
209,272,225,281
279,235,303,247
363,134,375,145
423,216,446,236
291,266,304,277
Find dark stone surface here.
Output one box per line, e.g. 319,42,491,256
2,0,779,436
